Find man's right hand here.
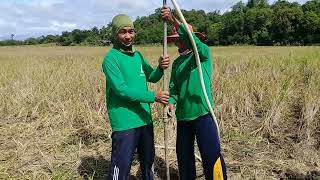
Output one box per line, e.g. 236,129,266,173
155,91,169,104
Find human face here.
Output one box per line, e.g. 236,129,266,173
117,27,135,46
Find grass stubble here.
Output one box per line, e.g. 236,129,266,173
0,46,319,179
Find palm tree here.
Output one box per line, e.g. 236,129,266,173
11,34,14,40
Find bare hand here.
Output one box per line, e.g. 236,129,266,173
161,6,174,23
155,91,169,104
168,104,175,117
158,55,170,69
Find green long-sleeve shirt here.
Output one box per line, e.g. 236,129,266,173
169,24,214,121
102,48,163,131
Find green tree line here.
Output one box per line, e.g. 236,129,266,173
1,0,319,46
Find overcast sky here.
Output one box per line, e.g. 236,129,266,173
0,0,309,40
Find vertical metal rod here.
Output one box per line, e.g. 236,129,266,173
162,0,170,180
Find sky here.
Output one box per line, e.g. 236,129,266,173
0,0,309,40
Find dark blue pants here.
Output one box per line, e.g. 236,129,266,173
176,114,227,180
108,124,154,180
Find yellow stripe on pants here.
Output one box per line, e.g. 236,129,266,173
213,157,224,180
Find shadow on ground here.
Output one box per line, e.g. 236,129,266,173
154,156,179,180
78,155,110,180
274,169,320,180
78,155,179,180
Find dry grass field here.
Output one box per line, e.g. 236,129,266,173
0,45,319,179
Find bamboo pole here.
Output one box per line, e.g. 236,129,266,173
162,0,170,179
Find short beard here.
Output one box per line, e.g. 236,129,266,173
121,37,135,47
122,42,133,47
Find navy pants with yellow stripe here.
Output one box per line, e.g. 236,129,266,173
176,114,227,180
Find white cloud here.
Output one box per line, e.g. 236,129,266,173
27,21,76,31
51,21,77,29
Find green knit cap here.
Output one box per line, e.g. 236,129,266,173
112,14,134,36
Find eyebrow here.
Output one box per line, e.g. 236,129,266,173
120,28,134,31
119,29,134,33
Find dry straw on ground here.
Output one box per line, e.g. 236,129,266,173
0,46,319,179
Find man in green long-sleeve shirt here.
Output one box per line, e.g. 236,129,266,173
102,14,170,180
162,6,228,180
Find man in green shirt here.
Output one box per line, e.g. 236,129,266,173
102,14,170,180
161,6,227,180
